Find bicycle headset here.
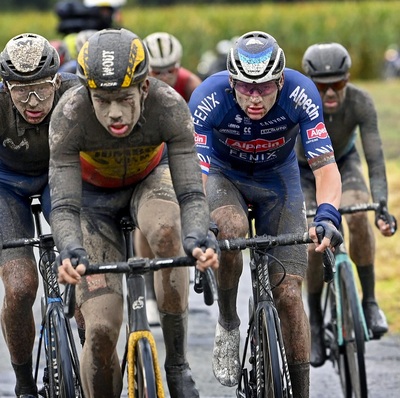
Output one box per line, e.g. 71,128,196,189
302,42,352,82
143,32,183,69
76,28,149,89
0,33,60,82
227,31,286,84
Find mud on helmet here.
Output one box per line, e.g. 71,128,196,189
302,43,351,83
76,28,149,89
143,32,183,69
227,31,285,84
0,33,60,82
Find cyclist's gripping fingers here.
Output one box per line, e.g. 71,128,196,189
192,246,219,272
57,258,82,285
57,244,89,284
184,230,220,272
309,221,343,253
376,215,397,236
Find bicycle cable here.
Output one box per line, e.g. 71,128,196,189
254,249,286,295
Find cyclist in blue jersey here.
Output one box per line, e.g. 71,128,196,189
188,31,343,397
0,33,79,398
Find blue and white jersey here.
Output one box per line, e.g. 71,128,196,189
189,69,334,177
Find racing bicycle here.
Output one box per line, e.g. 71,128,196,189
64,216,218,398
2,196,84,398
306,199,395,398
218,207,334,398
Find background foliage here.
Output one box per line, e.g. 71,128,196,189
0,1,399,80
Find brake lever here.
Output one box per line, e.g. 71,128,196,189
193,268,218,306
63,283,76,318
316,225,336,283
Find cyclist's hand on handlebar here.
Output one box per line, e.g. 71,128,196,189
309,221,343,253
57,244,89,284
191,247,219,272
183,230,220,272
375,201,397,236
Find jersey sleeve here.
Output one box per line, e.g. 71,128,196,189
287,73,336,171
189,73,227,175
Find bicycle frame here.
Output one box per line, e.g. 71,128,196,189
2,197,84,397
236,208,293,398
120,217,165,398
31,201,84,398
306,201,389,398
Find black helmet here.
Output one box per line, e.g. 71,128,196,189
302,43,351,83
227,31,285,83
76,28,149,89
0,33,60,82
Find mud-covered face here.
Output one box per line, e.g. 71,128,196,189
7,75,60,124
313,77,348,115
90,81,149,138
231,76,282,120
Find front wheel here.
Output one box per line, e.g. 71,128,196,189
46,306,81,398
127,333,162,398
256,305,292,398
338,262,368,398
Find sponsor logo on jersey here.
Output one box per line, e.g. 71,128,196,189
194,133,207,145
192,92,220,127
289,86,320,121
220,129,240,135
260,125,288,134
235,114,243,124
306,122,328,140
226,137,285,153
229,148,278,163
228,123,241,129
260,116,287,127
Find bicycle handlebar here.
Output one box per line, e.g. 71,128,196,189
218,230,335,283
306,199,383,218
2,237,41,249
85,257,217,305
218,232,313,251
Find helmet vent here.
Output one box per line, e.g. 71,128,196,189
5,55,49,77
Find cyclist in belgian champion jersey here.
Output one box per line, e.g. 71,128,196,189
0,33,79,398
188,31,343,397
298,43,397,367
49,28,218,398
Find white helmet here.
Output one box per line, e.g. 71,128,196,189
143,32,183,69
228,31,285,84
83,0,126,6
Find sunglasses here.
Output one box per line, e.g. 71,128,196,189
315,79,348,92
234,80,279,96
7,75,58,103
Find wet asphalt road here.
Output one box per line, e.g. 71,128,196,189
1,249,399,397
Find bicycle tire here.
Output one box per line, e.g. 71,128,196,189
127,334,159,398
338,261,368,398
257,305,291,398
46,307,80,398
